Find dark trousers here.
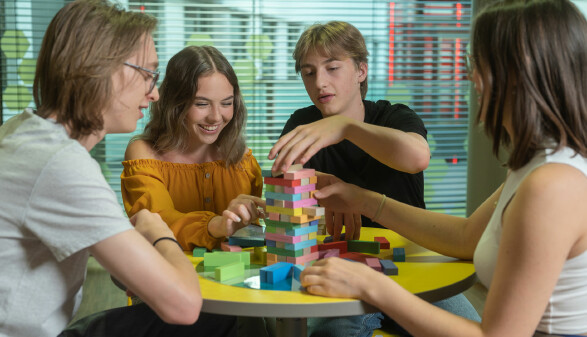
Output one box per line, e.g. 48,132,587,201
60,303,237,337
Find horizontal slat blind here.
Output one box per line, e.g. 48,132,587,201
2,0,475,215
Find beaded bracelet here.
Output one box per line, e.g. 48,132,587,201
372,194,387,223
152,237,183,251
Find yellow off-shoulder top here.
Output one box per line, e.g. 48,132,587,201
121,149,262,250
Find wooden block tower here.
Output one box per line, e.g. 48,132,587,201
262,166,324,266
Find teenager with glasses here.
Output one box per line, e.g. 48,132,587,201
0,1,235,336
124,61,160,94
298,1,587,336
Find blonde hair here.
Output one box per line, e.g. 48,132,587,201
293,21,369,99
34,0,157,140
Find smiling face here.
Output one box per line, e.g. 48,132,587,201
300,50,367,118
104,34,159,134
186,72,235,147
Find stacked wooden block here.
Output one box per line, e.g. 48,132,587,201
263,166,325,266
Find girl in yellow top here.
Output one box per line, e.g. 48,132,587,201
121,46,264,251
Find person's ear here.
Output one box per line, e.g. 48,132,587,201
357,62,368,83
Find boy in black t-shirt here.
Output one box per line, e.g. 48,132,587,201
268,21,479,337
269,21,429,239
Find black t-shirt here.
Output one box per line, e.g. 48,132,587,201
280,100,427,228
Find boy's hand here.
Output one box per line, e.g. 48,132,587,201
314,173,362,240
268,116,354,173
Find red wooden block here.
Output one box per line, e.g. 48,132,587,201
339,252,372,263
374,236,390,249
264,177,301,187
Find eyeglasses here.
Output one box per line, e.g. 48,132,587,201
124,61,159,94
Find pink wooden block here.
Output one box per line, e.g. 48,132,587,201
284,198,318,209
284,183,316,194
221,242,242,252
284,168,316,180
319,248,340,259
287,251,319,265
269,212,281,221
365,257,382,271
265,232,306,244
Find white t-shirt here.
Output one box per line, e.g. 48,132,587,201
474,146,587,335
0,110,132,337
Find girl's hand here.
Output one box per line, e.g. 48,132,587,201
208,195,266,238
300,257,377,299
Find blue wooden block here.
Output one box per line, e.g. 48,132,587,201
260,262,294,284
266,198,275,206
261,169,282,178
265,191,302,202
392,247,405,262
228,236,265,247
380,259,398,275
285,224,318,236
284,238,317,251
266,239,276,247
293,265,305,281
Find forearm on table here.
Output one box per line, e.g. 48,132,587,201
359,189,473,259
344,121,430,173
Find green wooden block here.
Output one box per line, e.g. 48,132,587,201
264,219,304,230
215,262,245,282
204,251,250,271
192,247,207,257
347,240,380,254
267,246,305,257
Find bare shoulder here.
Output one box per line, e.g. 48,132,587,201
125,139,157,161
513,163,587,227
522,163,586,198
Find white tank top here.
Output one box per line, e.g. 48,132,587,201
474,146,587,335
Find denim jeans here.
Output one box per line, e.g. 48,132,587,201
308,312,385,337
307,293,480,337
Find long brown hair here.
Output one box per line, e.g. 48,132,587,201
137,45,247,166
33,0,157,140
293,21,369,99
472,0,587,169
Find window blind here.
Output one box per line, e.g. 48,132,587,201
2,0,475,216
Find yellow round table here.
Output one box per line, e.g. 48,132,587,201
190,227,476,337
